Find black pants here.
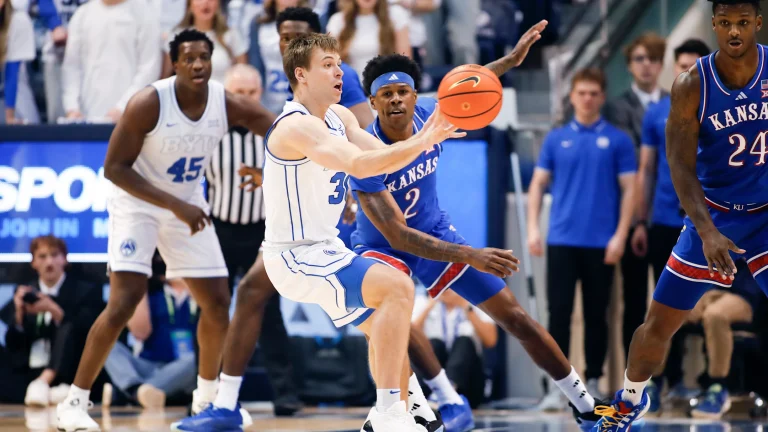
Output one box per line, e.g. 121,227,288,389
621,227,649,357
213,218,299,402
547,245,614,380
430,337,486,408
0,322,106,403
649,224,685,387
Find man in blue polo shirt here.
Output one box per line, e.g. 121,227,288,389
528,67,637,409
631,39,711,411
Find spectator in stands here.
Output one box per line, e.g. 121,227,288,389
688,259,761,419
412,289,498,408
420,0,478,66
162,0,248,84
0,235,104,406
249,0,310,113
527,68,636,408
2,0,41,124
633,38,711,412
39,0,81,124
388,0,440,67
103,275,198,409
603,31,667,363
62,0,161,122
326,0,410,81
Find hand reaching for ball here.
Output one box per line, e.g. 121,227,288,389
419,105,467,151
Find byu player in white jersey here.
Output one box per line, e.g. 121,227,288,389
173,32,463,432
56,29,276,432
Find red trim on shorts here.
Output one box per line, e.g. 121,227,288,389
666,254,733,286
426,263,468,298
361,251,412,276
748,252,768,275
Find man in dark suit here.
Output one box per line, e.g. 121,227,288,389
0,235,105,406
603,32,668,365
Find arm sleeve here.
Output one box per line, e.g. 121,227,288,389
339,64,368,107
641,107,658,148
38,0,63,30
349,174,388,193
3,62,21,109
116,7,162,111
536,131,557,171
62,9,84,113
616,132,638,175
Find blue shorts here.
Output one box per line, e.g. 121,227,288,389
353,225,506,306
654,201,768,310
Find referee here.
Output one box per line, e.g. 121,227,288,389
205,64,302,415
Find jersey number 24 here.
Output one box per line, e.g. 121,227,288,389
729,132,768,166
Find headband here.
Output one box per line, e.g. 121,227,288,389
370,71,415,96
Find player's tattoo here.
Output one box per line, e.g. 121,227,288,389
357,190,471,263
666,68,715,234
484,57,519,78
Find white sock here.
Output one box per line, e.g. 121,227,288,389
376,389,402,412
554,366,595,413
408,373,436,422
620,371,648,406
213,373,242,411
424,369,463,406
67,385,90,404
197,376,218,402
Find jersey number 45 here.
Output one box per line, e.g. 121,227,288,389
167,157,204,183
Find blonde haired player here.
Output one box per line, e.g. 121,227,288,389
172,32,466,431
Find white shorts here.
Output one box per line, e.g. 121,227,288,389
263,238,376,328
107,195,228,280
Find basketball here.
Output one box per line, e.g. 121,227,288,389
437,64,503,130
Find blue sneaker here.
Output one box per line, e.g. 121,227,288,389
645,381,661,414
438,395,474,432
171,403,252,431
590,390,650,432
570,398,610,432
691,384,731,420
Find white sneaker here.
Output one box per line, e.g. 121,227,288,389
536,386,566,412
57,397,99,431
49,384,71,405
25,379,50,407
361,401,427,432
190,389,213,415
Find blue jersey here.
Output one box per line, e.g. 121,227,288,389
641,96,683,227
537,119,637,248
349,97,445,249
696,45,768,206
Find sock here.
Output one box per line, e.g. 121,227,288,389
376,389,402,412
408,373,437,422
620,371,648,406
197,376,218,402
553,366,595,413
68,385,90,404
213,373,243,410
424,369,463,406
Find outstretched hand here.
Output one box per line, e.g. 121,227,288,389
419,105,466,152
507,20,548,68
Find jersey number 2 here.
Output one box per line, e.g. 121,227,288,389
328,172,347,204
729,132,768,166
167,157,204,183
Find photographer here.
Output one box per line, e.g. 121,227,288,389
0,235,104,405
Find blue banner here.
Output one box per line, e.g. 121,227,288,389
0,141,110,262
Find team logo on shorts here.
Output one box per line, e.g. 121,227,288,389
120,239,137,257
323,249,339,256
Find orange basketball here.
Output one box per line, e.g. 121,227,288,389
437,64,503,130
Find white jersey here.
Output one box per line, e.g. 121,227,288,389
110,76,229,204
262,101,348,250
258,23,291,113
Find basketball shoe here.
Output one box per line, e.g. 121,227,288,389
171,403,253,431
589,390,650,432
361,401,428,432
56,396,100,431
438,395,474,432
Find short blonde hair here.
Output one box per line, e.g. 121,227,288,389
283,33,339,88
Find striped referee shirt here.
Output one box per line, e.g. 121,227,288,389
206,126,266,224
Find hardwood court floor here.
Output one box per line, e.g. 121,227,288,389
1,404,766,431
